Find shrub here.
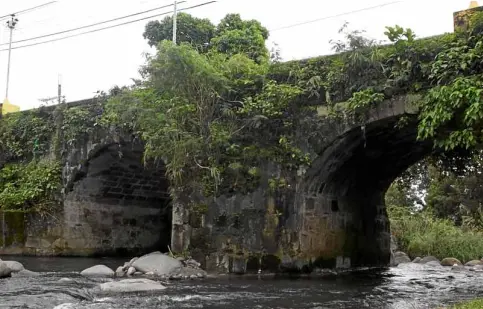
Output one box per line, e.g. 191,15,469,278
389,206,483,263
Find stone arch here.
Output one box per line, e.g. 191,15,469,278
61,141,171,256
295,96,433,267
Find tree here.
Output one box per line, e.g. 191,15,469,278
211,14,269,64
143,12,215,51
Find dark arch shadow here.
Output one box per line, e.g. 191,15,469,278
298,115,433,267
62,142,171,257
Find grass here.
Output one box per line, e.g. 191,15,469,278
389,206,483,263
450,299,483,308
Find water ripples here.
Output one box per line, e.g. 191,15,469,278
1,259,483,309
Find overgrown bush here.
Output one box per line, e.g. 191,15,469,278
0,159,62,214
389,205,483,263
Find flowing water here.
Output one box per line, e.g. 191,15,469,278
1,256,482,309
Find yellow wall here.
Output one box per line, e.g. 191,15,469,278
1,98,20,115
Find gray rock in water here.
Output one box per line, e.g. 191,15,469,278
127,267,136,276
0,261,12,278
129,257,138,266
80,265,115,277
132,253,182,276
185,258,201,269
393,251,411,266
12,269,39,277
3,261,24,273
115,266,125,277
176,266,208,278
412,257,422,263
58,278,75,283
451,265,466,271
419,256,440,264
99,278,166,293
441,258,462,267
426,261,442,267
465,260,483,267
473,265,483,271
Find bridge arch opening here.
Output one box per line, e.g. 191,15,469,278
301,114,433,267
62,142,171,257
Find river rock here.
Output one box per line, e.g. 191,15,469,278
80,265,115,277
115,266,125,277
185,258,202,269
99,278,166,293
412,257,422,263
393,251,411,265
426,261,443,268
451,265,466,271
127,267,136,276
175,266,207,278
441,258,462,267
2,261,24,273
132,253,182,276
0,261,12,278
419,256,440,264
12,269,40,277
465,260,483,267
129,257,138,266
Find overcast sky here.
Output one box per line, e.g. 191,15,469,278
0,0,475,110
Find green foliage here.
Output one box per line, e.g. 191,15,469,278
0,159,61,214
453,299,483,309
388,205,483,263
61,103,103,146
106,34,308,196
0,109,54,161
143,12,215,51
143,12,269,63
210,14,269,63
418,77,483,150
347,88,384,112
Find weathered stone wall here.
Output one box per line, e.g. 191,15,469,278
1,136,172,257
173,95,429,273
1,95,431,273
60,142,171,256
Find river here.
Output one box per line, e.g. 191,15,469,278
0,256,482,309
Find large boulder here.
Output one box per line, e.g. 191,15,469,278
419,256,440,264
392,251,411,266
465,260,483,267
441,258,462,267
3,261,25,273
80,265,115,277
0,261,12,278
99,278,166,293
132,252,182,276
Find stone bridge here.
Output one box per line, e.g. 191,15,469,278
0,93,427,272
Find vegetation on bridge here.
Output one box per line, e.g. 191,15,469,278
2,9,483,229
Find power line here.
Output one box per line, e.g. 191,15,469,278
0,1,57,21
0,1,187,47
0,1,216,52
269,0,403,32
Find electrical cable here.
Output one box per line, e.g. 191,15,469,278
0,1,216,52
269,0,403,32
0,1,57,21
0,1,186,46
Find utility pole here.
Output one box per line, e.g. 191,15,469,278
5,14,18,99
172,1,177,44
58,74,62,104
